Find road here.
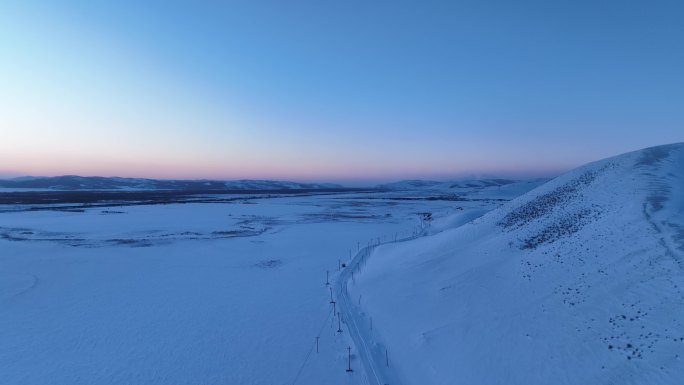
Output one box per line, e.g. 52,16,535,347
334,233,423,385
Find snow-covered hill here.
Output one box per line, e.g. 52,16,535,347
352,143,684,385
379,178,550,191
0,175,342,191
378,178,550,202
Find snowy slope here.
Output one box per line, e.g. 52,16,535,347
352,143,684,385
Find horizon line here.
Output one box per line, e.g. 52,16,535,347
0,172,561,185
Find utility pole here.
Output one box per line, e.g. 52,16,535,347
337,312,342,333
315,336,319,353
332,300,336,314
346,346,353,372
329,287,334,303
386,349,389,367
325,270,329,286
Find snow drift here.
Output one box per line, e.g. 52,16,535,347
353,143,684,385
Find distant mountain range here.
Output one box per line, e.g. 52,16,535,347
0,175,553,192
378,178,551,191
0,176,343,191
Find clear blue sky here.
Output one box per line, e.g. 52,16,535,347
1,0,682,183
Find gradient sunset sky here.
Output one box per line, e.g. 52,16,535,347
1,0,682,183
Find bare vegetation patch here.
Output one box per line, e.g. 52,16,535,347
521,208,602,249
499,169,603,230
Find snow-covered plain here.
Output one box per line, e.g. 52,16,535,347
351,143,684,385
0,185,535,385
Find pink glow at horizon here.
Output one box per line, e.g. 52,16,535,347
0,149,570,183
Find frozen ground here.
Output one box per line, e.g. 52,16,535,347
351,143,684,385
0,184,536,385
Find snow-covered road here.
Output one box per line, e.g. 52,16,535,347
335,233,424,385
336,244,396,385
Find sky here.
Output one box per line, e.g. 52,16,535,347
0,0,682,184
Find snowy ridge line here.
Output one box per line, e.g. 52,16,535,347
290,305,334,385
334,231,424,385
